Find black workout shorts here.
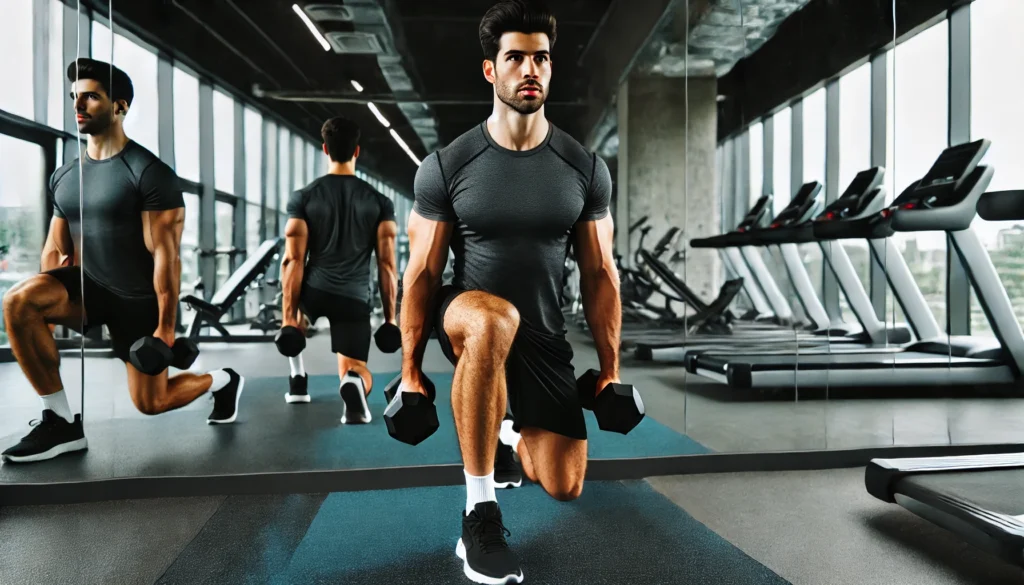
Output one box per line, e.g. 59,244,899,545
45,266,159,363
433,285,587,441
300,285,371,361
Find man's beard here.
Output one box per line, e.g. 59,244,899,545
496,80,546,114
77,113,111,135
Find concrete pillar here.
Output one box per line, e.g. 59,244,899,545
619,74,721,302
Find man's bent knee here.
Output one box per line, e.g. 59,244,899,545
543,476,584,502
465,299,519,351
2,283,37,324
130,393,162,416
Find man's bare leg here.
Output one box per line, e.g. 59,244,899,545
126,365,243,423
3,275,84,398
515,428,587,501
444,291,518,479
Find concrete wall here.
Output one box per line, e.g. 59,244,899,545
619,74,721,303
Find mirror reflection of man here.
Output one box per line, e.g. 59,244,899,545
1,58,243,465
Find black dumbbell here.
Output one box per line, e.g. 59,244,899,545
129,337,200,376
576,369,645,434
275,326,306,357
383,374,439,445
374,322,401,353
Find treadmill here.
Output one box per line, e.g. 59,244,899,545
865,187,1024,568
687,140,1017,389
633,172,909,360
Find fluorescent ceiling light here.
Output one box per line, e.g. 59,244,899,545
292,4,331,52
367,102,390,128
351,80,364,92
390,129,421,167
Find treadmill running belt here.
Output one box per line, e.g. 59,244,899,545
901,469,1024,517
694,351,1003,372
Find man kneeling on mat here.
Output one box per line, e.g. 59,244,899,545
279,116,398,424
1,59,243,464
399,2,620,583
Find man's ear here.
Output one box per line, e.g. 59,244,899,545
482,59,496,84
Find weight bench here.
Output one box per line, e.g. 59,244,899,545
181,238,282,340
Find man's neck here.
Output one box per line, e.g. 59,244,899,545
327,160,356,176
86,128,129,161
486,104,549,151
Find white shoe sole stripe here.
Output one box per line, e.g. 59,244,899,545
455,538,524,584
2,437,88,463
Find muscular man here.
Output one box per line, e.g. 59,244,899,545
1,59,243,464
280,116,398,424
400,2,619,583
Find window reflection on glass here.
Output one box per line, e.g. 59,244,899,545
773,108,792,212
213,90,235,194
801,90,827,302
92,22,160,155
174,67,200,182
293,134,305,190
0,136,46,346
749,122,763,204
0,0,35,119
890,22,950,328
181,193,201,304
838,62,872,321
970,0,1024,336
215,201,234,291
278,127,291,210
47,0,65,129
244,108,262,206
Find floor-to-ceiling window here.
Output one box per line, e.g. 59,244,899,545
969,0,1024,336
173,67,200,183
91,23,159,155
837,62,873,320
890,21,950,327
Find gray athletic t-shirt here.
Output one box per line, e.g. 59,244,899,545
287,174,396,303
413,122,612,336
51,141,184,298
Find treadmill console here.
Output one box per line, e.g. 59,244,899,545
814,168,886,223
891,140,990,210
736,195,773,233
889,139,994,233
767,182,823,228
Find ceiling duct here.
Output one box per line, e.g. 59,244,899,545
306,0,439,154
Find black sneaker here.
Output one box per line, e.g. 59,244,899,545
208,369,244,425
1,410,88,463
456,502,523,584
286,374,310,404
494,442,522,489
339,373,371,424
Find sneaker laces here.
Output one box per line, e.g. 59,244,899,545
474,516,512,553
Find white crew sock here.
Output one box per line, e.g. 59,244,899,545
208,369,231,393
499,419,521,452
41,390,73,423
289,355,305,378
465,469,497,515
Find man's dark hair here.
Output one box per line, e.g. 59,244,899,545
321,116,361,162
479,0,557,62
67,58,134,108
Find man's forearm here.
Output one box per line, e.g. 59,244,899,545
378,261,398,323
40,247,64,272
581,270,621,376
400,267,438,379
153,248,180,335
281,258,304,324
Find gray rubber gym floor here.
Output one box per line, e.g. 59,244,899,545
2,469,1021,584
1,327,1022,470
